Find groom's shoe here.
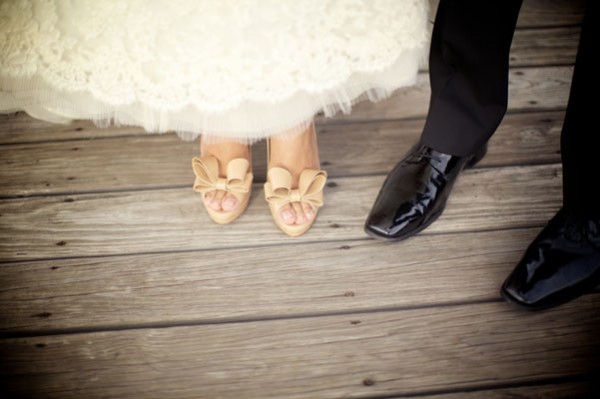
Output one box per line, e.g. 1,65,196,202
501,209,600,310
364,143,487,241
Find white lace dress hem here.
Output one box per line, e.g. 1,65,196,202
0,0,429,142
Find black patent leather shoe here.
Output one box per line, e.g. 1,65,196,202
501,208,600,310
364,143,487,241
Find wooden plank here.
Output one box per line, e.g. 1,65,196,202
1,65,573,144
420,381,598,399
0,111,145,143
318,110,562,174
0,134,196,197
1,298,598,399
0,112,563,196
516,0,585,28
509,27,579,67
325,66,573,123
0,228,544,332
0,164,563,261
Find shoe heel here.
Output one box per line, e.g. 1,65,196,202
466,144,487,168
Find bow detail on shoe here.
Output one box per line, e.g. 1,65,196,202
192,156,252,200
264,167,327,211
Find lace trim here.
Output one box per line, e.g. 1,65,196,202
0,0,429,141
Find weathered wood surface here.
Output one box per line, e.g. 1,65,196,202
420,381,599,399
0,164,562,261
0,112,563,196
0,1,591,398
0,227,544,333
509,27,579,67
0,112,143,144
326,66,573,124
515,0,585,27
1,298,598,399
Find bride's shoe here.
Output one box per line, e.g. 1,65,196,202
264,140,327,237
192,156,253,224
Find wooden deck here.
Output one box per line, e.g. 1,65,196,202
1,1,598,398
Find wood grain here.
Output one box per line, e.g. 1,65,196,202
0,164,563,261
0,228,543,332
509,27,579,67
0,112,563,196
414,381,598,399
324,66,573,124
0,111,145,144
1,298,598,399
0,3,589,398
516,0,585,27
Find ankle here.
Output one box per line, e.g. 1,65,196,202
268,124,320,180
200,138,251,174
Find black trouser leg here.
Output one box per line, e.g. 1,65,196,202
560,1,600,217
421,0,522,156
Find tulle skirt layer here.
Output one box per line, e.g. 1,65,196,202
0,0,429,142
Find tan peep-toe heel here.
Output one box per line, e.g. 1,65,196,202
192,156,253,224
263,139,327,237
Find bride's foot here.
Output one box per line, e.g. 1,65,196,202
193,138,252,224
265,123,327,236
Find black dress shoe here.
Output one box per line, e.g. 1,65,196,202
501,208,600,310
364,143,487,241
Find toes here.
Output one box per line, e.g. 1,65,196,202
204,191,240,212
209,190,226,211
204,191,215,206
280,202,315,225
221,193,239,211
278,204,296,225
302,203,315,221
204,191,220,211
292,202,306,224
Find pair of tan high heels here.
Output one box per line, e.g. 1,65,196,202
191,145,327,237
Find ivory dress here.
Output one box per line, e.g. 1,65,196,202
0,0,429,142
